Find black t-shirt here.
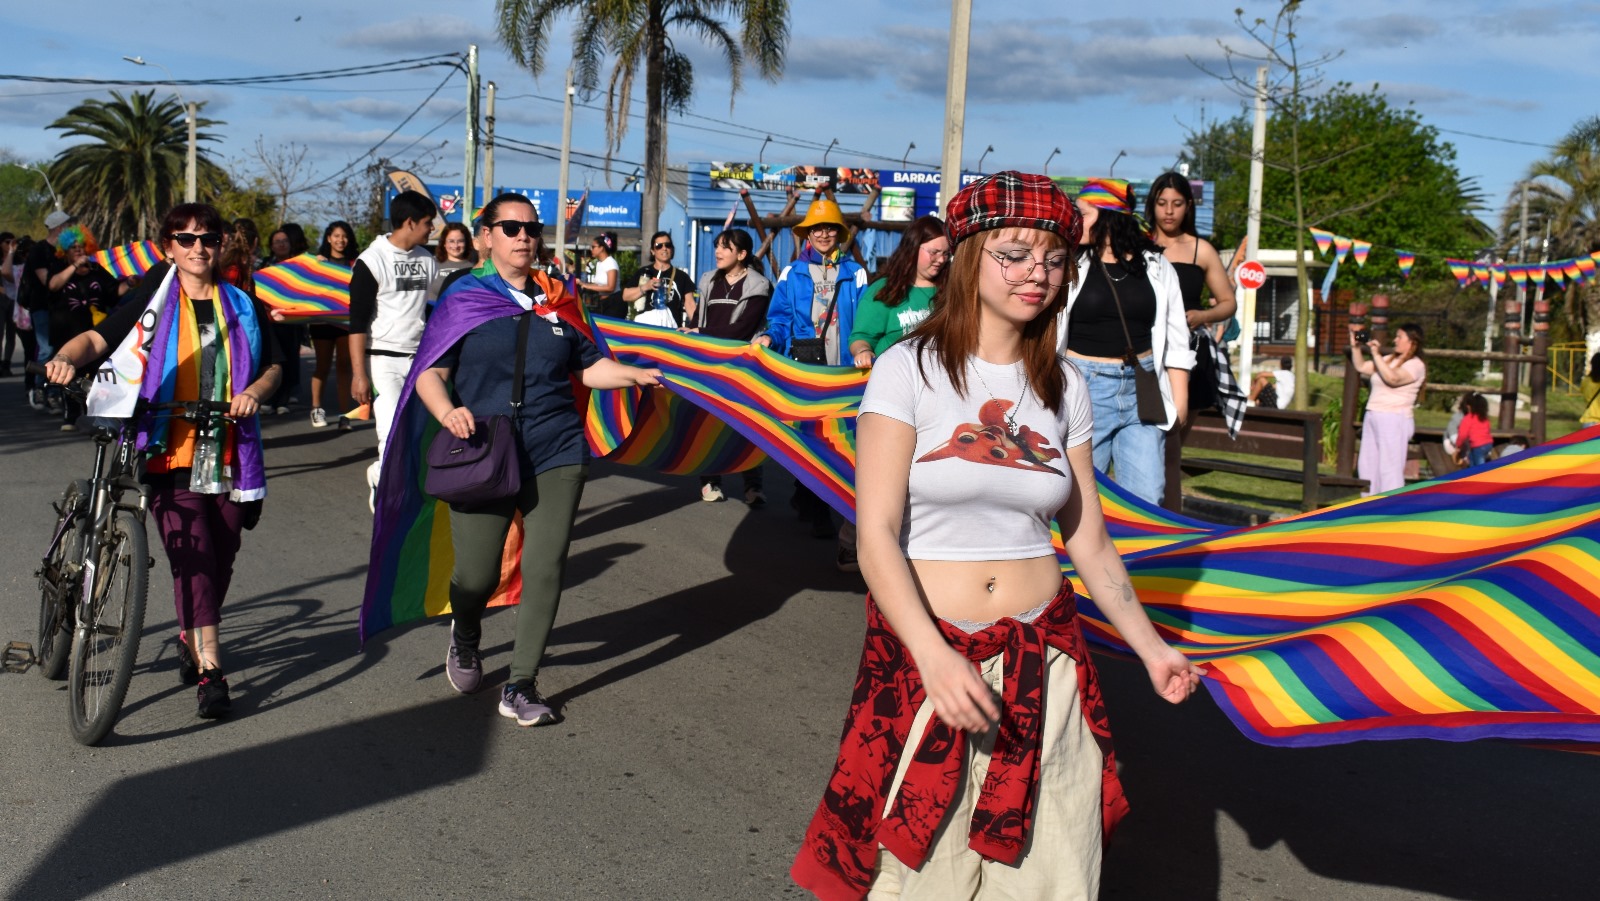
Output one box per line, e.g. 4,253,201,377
57,265,120,339
629,265,696,323
1066,260,1157,358
24,240,68,312
700,272,770,341
436,310,603,478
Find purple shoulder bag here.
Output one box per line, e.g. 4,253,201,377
424,311,532,507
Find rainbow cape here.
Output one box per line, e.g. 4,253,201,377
361,317,1600,749
254,253,352,320
92,240,162,278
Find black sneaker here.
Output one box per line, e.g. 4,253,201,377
196,669,232,718
175,639,200,686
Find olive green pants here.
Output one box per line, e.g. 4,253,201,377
447,464,587,684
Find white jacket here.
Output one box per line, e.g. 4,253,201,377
1053,250,1196,430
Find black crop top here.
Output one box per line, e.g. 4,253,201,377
1065,259,1156,358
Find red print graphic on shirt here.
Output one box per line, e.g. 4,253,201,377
916,399,1064,475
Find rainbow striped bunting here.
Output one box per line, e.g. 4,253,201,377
1445,259,1472,288
254,253,352,320
1332,235,1352,263
1308,227,1335,256
1508,266,1528,288
92,240,162,278
1351,239,1371,267
1395,251,1415,279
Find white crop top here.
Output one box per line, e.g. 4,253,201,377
857,340,1093,561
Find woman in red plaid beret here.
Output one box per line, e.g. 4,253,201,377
793,172,1200,900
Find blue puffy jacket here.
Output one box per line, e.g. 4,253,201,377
762,246,869,358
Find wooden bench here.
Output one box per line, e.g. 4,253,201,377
1410,426,1528,478
1176,407,1369,511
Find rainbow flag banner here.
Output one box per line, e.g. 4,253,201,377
1332,235,1352,263
1308,227,1336,256
1508,265,1528,288
254,253,351,319
1578,257,1597,281
1395,251,1415,279
1351,239,1372,267
92,240,162,278
363,317,1600,750
1445,259,1472,288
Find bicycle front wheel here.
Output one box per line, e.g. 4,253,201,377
67,511,149,746
37,480,89,681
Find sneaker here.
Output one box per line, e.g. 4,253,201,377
274,405,290,416
499,681,559,727
810,512,837,540
196,669,232,718
175,638,200,686
337,415,351,432
309,407,328,428
744,487,767,507
700,483,725,503
27,389,43,411
445,631,483,694
836,544,861,573
60,421,76,432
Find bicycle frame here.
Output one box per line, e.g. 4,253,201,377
74,422,150,628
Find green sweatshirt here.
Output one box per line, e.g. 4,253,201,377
848,280,936,356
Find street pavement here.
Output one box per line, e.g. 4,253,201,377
1,378,1595,900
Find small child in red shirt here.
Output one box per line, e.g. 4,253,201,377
1454,392,1493,467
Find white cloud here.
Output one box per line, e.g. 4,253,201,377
337,15,495,53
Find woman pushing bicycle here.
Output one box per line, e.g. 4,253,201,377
44,203,287,719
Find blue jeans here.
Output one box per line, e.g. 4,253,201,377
1077,356,1166,505
33,310,61,404
1467,443,1491,467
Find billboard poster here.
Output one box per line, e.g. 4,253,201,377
709,163,880,194
388,184,642,232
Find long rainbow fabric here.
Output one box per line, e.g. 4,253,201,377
254,253,352,319
363,315,1600,749
92,240,162,278
586,383,768,474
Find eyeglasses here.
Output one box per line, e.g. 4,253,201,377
652,242,673,250
985,249,1069,286
493,219,543,238
810,225,842,236
924,247,952,260
171,232,224,249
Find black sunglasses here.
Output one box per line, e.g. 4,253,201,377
171,232,224,249
652,242,673,250
493,219,543,238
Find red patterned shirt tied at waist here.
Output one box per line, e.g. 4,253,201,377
792,581,1128,900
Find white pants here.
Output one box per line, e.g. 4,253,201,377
368,353,414,489
868,648,1103,900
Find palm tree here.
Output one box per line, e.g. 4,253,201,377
1503,116,1600,351
46,90,227,244
496,0,789,235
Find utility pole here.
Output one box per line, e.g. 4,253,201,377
554,67,576,271
462,45,479,223
185,102,197,203
939,0,972,213
1237,65,1268,385
483,81,497,202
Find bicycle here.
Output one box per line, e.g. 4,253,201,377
29,363,233,745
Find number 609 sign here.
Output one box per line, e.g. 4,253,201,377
1236,260,1268,291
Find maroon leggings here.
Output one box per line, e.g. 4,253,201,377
148,476,245,630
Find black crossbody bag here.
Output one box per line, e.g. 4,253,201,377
788,278,840,366
1101,260,1167,425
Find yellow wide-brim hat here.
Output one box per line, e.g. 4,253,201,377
793,197,848,243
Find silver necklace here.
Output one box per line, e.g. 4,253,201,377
971,360,1029,438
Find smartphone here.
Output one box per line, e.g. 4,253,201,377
1353,329,1371,344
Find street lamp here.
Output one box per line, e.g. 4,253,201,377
977,145,994,174
23,163,63,211
124,55,196,203
902,142,916,168
1108,149,1127,177
1043,147,1060,175
822,138,839,166
758,135,772,166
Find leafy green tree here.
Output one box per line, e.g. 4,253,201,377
496,0,790,235
0,149,54,236
46,90,228,244
1501,116,1600,352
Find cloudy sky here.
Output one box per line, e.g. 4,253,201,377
3,0,1594,228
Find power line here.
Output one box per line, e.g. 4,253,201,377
0,54,463,88
1435,127,1558,151
300,66,461,193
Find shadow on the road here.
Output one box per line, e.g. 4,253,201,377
265,449,376,478
1096,651,1600,900
5,695,496,901
106,565,380,745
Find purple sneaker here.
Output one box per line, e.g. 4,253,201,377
445,634,483,694
498,681,558,727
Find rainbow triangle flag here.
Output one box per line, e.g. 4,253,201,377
1531,264,1549,287
92,240,162,278
1395,251,1415,279
1308,227,1336,256
1445,259,1472,288
254,253,352,320
1332,235,1352,264
1492,265,1507,286
1351,239,1371,267
1564,259,1584,284
1578,257,1596,281
1508,265,1528,288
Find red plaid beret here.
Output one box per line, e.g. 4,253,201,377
944,170,1081,248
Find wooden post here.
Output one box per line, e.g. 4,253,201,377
749,188,799,276
1498,293,1523,431
1530,297,1550,444
839,186,880,271
1337,299,1368,477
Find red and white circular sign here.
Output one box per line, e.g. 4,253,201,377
1237,260,1267,290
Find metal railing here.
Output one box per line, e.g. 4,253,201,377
1550,342,1587,394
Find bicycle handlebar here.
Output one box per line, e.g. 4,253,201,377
30,364,238,421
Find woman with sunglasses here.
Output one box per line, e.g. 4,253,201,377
846,214,950,368
43,203,287,719
624,231,697,329
395,194,662,727
577,232,624,319
793,173,1199,898
1057,178,1194,506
